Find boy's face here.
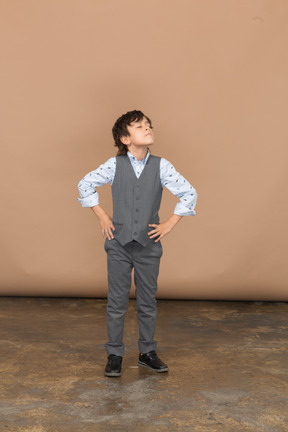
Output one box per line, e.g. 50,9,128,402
120,117,154,149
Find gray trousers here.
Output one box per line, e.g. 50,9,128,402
104,238,163,357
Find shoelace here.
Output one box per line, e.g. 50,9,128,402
145,351,157,359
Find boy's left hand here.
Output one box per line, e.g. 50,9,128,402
148,215,182,242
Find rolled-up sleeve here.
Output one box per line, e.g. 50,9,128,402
77,157,116,207
160,158,197,216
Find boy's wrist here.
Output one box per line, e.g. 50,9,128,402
168,214,182,227
91,205,106,219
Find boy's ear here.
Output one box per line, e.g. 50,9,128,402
120,135,130,145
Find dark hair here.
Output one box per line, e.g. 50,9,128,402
112,110,152,156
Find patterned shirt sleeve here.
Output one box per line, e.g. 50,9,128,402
77,157,116,207
160,158,197,216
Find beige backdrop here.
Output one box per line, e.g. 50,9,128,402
1,0,288,300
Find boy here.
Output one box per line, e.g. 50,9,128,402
77,110,197,377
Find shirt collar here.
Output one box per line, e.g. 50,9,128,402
127,149,150,164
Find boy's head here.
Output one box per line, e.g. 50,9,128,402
112,110,153,156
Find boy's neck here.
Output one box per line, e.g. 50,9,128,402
128,146,149,161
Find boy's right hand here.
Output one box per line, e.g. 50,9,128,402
91,205,115,240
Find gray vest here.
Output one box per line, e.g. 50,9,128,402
112,155,163,247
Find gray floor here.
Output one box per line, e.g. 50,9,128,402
0,297,288,432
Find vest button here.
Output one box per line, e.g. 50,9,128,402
134,220,138,224
135,209,139,212
136,196,139,200
134,232,137,235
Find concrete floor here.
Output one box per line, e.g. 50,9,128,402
0,298,288,432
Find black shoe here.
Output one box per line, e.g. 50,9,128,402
104,355,122,377
138,351,168,373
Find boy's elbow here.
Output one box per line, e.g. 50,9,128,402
78,180,85,193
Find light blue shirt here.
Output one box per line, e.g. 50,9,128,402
77,150,197,216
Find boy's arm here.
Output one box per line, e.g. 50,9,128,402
77,157,116,239
77,157,116,207
91,205,115,240
160,158,197,216
148,158,197,242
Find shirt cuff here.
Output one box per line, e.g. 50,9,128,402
77,193,99,208
174,203,196,216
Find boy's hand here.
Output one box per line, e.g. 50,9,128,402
148,214,182,242
99,214,115,240
91,205,115,240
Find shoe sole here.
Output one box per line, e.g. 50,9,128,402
104,371,122,377
138,361,168,373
